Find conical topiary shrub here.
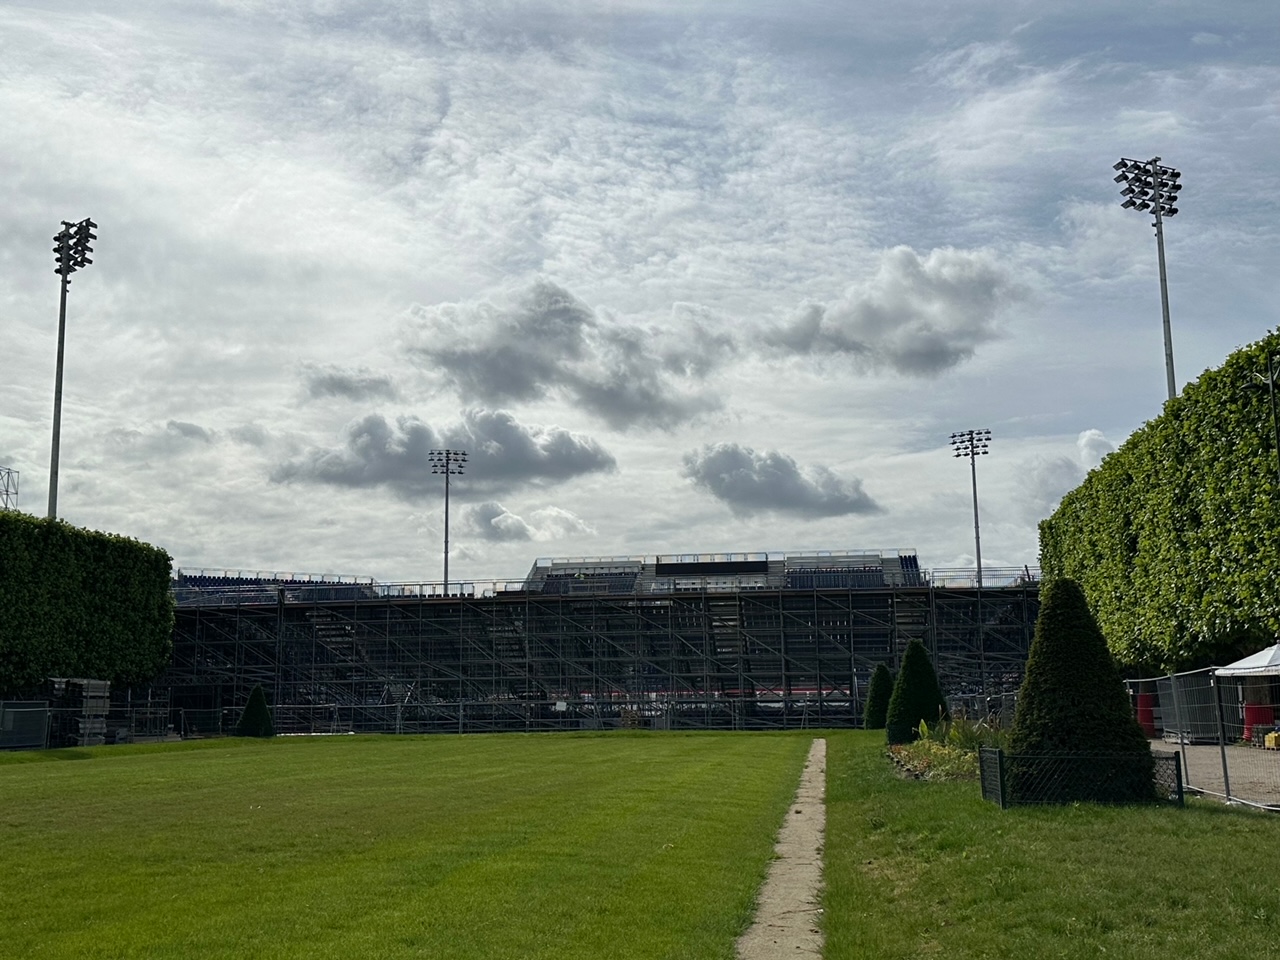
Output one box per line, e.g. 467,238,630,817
885,639,947,745
1008,578,1154,803
235,683,275,738
863,663,893,730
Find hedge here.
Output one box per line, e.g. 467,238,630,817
884,639,947,745
1040,331,1280,671
0,511,174,694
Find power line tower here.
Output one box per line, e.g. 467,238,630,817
0,466,17,511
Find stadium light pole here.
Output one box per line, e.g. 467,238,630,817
1114,157,1182,402
950,429,991,589
429,449,467,594
48,217,97,520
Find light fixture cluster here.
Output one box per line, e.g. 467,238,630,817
53,217,97,282
1113,158,1181,219
950,429,992,459
428,449,468,474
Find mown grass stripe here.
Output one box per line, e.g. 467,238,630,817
1,732,810,960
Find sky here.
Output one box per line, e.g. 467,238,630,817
2,0,1278,585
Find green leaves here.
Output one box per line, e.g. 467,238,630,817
0,512,173,694
885,639,947,745
1041,332,1280,670
863,662,893,730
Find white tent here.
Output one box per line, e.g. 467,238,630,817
1215,643,1280,677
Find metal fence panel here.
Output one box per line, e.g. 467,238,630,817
0,702,49,750
979,746,1004,808
979,748,1181,807
1130,668,1280,810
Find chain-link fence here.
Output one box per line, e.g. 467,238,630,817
979,747,1182,808
1127,668,1280,810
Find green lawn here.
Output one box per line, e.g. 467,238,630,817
0,733,809,960
824,730,1280,960
6,730,1279,960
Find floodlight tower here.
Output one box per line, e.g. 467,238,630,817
428,449,467,593
950,429,992,589
48,217,97,520
1114,157,1182,402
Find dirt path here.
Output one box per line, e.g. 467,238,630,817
736,737,826,960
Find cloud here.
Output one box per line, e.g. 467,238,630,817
1017,454,1085,524
228,424,270,447
104,420,216,461
1016,430,1116,523
302,364,397,402
465,501,533,541
1076,428,1114,468
681,442,881,518
403,279,729,429
764,246,1017,375
271,408,616,499
465,501,594,542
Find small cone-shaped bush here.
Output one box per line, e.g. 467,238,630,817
1008,578,1154,802
863,663,893,729
235,684,275,738
885,639,947,744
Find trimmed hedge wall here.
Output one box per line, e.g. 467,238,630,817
0,511,174,694
1040,331,1280,671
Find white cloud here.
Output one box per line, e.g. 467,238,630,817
403,279,729,430
765,246,1019,375
465,501,595,542
681,442,881,519
271,409,617,499
1077,429,1115,468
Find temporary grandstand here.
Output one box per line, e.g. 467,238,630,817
161,549,1039,735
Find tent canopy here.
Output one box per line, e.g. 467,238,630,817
1216,643,1280,677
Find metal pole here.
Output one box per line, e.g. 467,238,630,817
1167,672,1188,785
1151,159,1176,402
969,447,983,589
442,465,450,594
47,268,69,520
1268,352,1280,489
1211,673,1233,802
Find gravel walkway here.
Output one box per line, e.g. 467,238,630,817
1155,739,1280,807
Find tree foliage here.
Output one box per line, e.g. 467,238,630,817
885,639,947,745
1008,579,1154,802
0,512,174,695
235,684,275,738
1040,331,1280,671
863,663,893,730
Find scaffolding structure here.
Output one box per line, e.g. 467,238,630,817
162,562,1040,735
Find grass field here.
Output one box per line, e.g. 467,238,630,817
5,730,1280,960
824,732,1280,960
0,733,809,960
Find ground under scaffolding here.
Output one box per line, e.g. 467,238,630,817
162,575,1040,735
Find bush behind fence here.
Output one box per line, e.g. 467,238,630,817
980,747,1183,808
